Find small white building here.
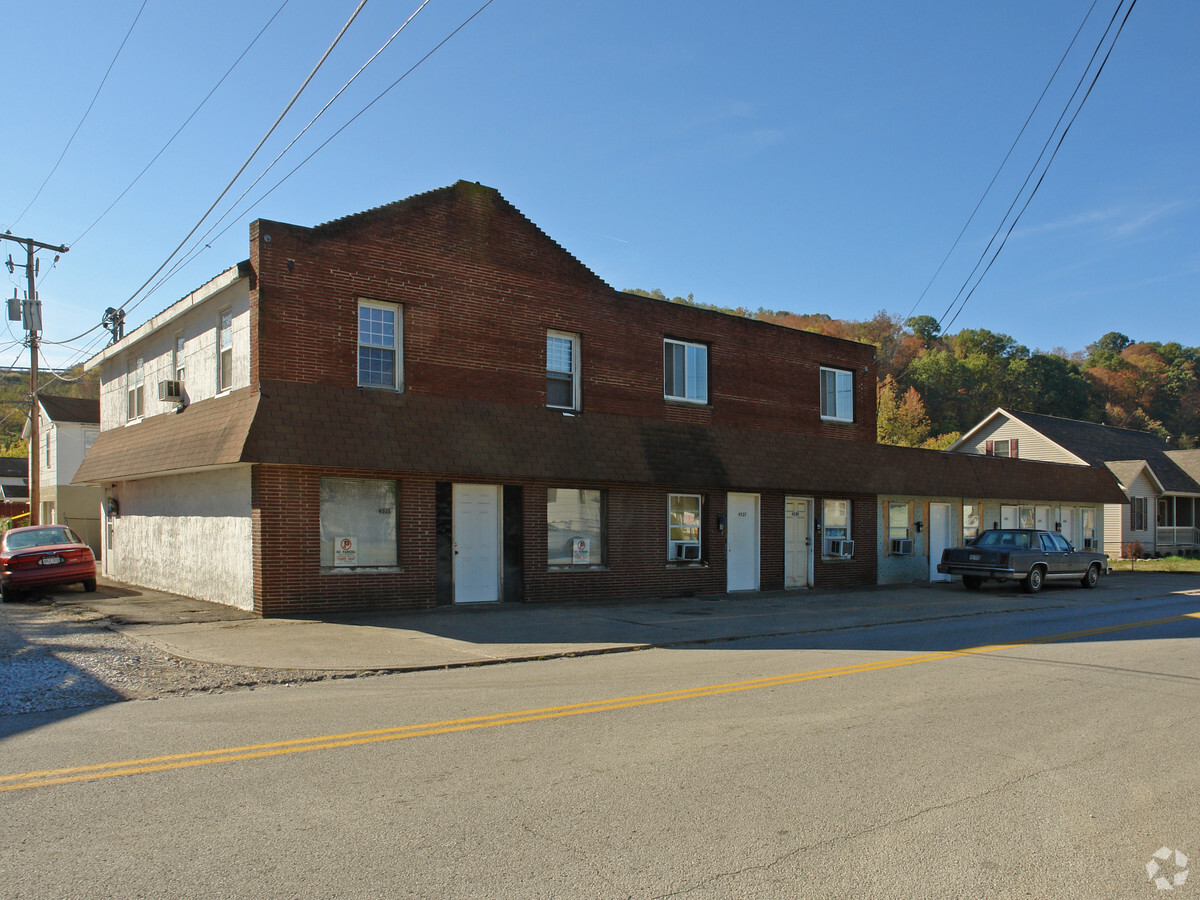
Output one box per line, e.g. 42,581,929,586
951,409,1200,558
22,395,102,555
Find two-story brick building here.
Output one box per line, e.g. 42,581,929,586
75,182,1124,615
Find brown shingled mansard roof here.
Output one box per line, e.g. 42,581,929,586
75,382,1127,506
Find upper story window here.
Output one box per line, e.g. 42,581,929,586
217,309,233,393
546,331,579,410
44,428,53,468
664,339,708,404
819,367,853,422
127,357,144,422
985,438,1017,458
358,299,402,390
174,333,186,384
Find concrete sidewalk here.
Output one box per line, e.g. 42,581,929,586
35,575,1166,673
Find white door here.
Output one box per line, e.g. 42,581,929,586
1036,505,1051,530
726,493,760,591
784,497,810,589
929,502,952,582
1060,507,1075,545
453,484,501,603
1001,505,1018,529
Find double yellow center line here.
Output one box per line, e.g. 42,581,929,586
2,611,1195,793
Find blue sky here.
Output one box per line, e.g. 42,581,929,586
2,0,1195,370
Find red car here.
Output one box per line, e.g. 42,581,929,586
1,525,97,601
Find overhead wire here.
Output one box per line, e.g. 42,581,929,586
67,0,294,250
9,0,150,231
114,0,496,329
941,0,1138,333
50,0,374,350
903,0,1103,324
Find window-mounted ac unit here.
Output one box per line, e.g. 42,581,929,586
827,539,854,557
891,538,913,555
158,380,183,402
671,541,701,560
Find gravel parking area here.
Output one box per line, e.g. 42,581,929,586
0,598,330,717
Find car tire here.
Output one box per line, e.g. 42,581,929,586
82,579,97,593
962,575,983,590
1080,563,1100,589
1,584,17,603
1021,566,1045,594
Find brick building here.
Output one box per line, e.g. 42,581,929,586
75,181,1123,615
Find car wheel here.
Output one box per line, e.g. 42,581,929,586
82,579,97,593
1021,566,1045,594
962,575,983,590
1,584,17,603
1080,563,1100,589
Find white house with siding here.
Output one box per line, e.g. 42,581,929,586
951,409,1199,558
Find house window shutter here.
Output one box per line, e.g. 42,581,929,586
1010,438,1019,459
985,440,994,457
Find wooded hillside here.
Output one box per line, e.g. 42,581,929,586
626,289,1199,450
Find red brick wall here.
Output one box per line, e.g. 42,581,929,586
249,183,877,442
253,462,878,616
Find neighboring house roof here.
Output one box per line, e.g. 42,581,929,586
1166,449,1200,484
75,381,1128,506
957,408,1200,497
38,394,100,425
1104,460,1164,494
0,457,27,479
0,483,29,500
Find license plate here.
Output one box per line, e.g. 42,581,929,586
39,555,64,566
969,553,981,561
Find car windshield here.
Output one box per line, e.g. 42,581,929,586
5,527,77,550
975,530,1031,550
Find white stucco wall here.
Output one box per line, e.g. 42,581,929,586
93,269,251,431
105,467,254,610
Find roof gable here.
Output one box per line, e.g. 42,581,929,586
38,394,100,425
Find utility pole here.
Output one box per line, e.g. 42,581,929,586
2,232,68,526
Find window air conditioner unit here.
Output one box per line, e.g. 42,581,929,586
827,539,853,557
891,538,913,555
672,542,701,560
158,380,183,402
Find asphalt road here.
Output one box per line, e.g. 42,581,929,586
4,584,1200,899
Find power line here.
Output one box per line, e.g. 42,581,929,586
942,0,1138,333
937,0,1136,332
9,0,149,230
904,0,1104,324
68,0,294,249
114,0,496,329
53,0,373,350
110,0,373,322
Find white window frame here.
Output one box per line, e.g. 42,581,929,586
127,356,144,422
819,367,854,422
663,339,708,404
357,299,402,391
668,493,702,560
546,330,580,410
217,308,233,393
992,439,1011,458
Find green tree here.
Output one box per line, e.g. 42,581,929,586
877,376,931,447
